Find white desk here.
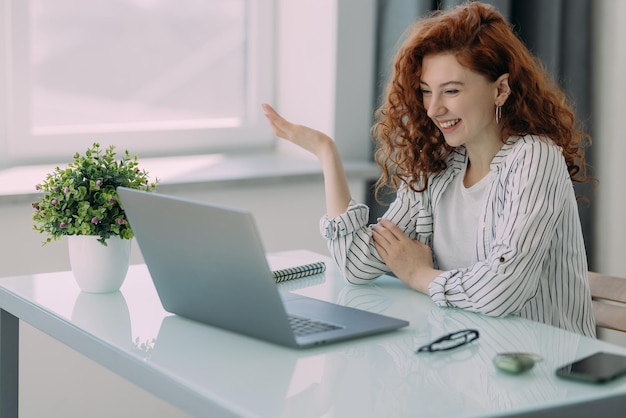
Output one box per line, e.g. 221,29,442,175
1,250,626,417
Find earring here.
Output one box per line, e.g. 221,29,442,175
495,105,502,125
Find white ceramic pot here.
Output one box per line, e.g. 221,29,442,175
68,235,131,293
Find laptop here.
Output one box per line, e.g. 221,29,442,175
117,187,409,348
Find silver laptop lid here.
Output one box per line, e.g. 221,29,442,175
117,187,297,346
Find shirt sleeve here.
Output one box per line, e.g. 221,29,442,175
428,139,574,316
320,184,429,284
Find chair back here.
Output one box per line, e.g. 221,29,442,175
588,271,626,333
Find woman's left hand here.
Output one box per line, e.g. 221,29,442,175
372,219,441,293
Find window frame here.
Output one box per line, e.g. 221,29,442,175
1,0,275,166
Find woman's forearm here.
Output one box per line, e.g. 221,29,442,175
317,141,352,218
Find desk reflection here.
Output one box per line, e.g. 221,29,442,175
149,315,341,417
71,290,132,350
334,278,584,416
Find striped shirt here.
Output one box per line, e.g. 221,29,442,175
320,135,596,337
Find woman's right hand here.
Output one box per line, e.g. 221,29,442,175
262,103,334,159
262,103,352,218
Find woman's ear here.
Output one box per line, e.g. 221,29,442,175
495,73,511,106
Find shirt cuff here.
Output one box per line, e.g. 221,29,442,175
319,200,370,239
428,273,453,307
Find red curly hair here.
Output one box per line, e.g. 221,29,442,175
372,1,590,197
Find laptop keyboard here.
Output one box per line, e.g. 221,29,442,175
288,315,342,337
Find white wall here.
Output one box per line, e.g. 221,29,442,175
593,0,626,277
275,0,376,161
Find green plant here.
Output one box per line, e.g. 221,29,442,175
32,142,158,245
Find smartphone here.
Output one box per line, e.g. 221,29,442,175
556,352,626,383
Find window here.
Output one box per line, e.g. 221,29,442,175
2,0,274,165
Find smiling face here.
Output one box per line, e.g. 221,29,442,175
420,53,508,151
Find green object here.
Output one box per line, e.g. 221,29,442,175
32,142,158,245
494,353,543,374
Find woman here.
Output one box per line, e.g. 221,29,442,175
263,1,596,337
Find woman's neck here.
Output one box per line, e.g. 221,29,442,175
464,140,503,187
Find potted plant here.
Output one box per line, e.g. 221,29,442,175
32,142,158,292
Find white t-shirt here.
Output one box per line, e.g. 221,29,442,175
432,163,492,271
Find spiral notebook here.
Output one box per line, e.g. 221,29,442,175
271,261,326,283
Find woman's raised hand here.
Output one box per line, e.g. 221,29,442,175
262,103,351,218
262,104,333,159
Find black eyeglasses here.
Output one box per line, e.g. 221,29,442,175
416,329,479,353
